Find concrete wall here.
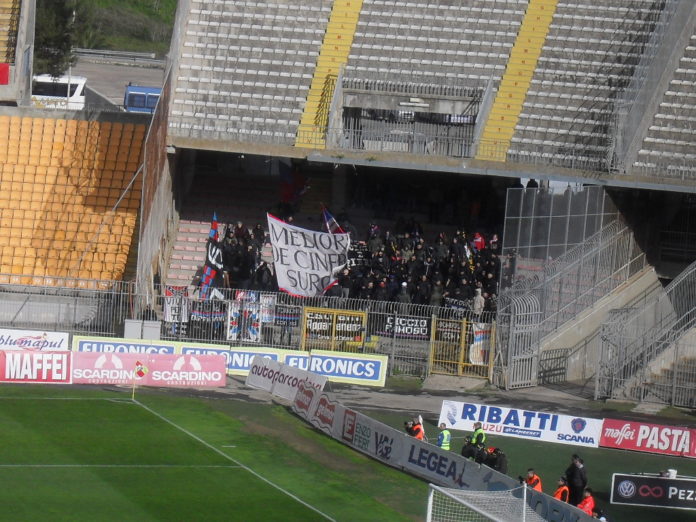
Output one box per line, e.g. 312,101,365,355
539,267,663,382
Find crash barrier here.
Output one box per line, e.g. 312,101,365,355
291,382,593,522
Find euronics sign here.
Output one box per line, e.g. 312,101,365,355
72,336,387,387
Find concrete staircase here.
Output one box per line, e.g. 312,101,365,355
477,0,558,161
165,170,280,287
295,0,364,148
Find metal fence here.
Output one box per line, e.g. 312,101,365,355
611,0,682,171
499,186,619,300
496,219,647,389
596,259,696,407
0,276,495,380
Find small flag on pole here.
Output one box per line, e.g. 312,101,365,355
132,360,149,400
135,360,148,378
208,212,219,241
321,205,345,234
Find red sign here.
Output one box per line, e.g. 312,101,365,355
600,419,696,458
0,351,71,383
0,64,8,85
72,352,226,388
73,352,145,385
342,409,357,443
147,354,226,388
313,394,337,430
293,381,317,418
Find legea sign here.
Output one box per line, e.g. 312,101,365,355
439,400,602,448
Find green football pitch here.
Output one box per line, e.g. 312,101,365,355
0,385,426,521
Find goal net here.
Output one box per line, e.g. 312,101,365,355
426,484,547,522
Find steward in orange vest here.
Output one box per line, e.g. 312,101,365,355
525,469,543,492
553,476,570,503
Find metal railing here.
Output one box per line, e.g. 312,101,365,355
496,220,647,389
0,277,494,379
167,119,696,181
74,48,165,68
611,0,681,168
596,259,696,406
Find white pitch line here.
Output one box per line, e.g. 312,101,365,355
133,399,336,522
0,397,120,400
0,464,241,469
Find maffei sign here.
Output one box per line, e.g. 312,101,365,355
600,419,696,458
0,351,71,383
439,400,603,448
0,349,226,388
0,328,69,351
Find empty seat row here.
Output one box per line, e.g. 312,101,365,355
0,115,143,284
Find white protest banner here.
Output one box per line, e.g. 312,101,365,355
267,213,350,297
245,355,327,400
439,400,603,448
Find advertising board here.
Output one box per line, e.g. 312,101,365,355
245,355,327,400
72,352,226,388
600,419,696,458
0,350,71,383
611,473,696,510
439,400,602,448
0,328,69,351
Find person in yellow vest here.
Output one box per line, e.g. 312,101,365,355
524,468,543,492
437,423,451,450
471,421,486,447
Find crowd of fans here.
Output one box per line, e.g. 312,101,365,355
213,214,506,313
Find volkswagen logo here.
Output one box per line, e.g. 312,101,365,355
617,480,637,498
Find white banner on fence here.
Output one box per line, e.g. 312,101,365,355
439,400,603,448
0,328,69,351
469,323,491,364
245,355,327,401
267,213,350,297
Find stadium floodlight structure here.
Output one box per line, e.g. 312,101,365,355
426,484,546,522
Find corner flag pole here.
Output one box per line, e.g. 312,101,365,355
132,360,148,400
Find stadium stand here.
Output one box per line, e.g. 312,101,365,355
345,0,524,85
635,31,696,172
0,113,145,284
3,0,696,401
507,0,666,169
0,0,19,64
169,0,332,140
